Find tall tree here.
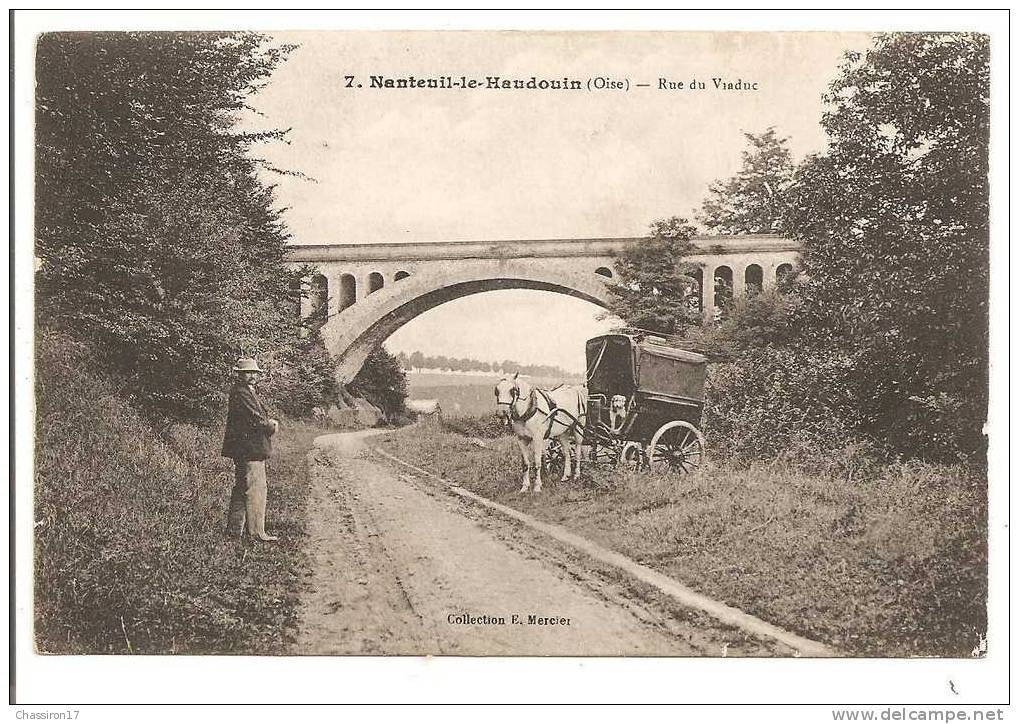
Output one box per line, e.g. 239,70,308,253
605,217,703,335
698,127,795,234
786,32,989,457
34,32,329,422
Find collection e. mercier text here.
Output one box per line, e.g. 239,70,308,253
343,74,759,92
448,612,571,626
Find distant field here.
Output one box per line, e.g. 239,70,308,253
407,372,501,388
407,371,582,416
408,383,493,416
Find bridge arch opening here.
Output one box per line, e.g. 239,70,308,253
368,272,384,295
287,235,801,381
776,263,794,283
386,288,616,380
339,274,357,311
745,264,763,296
309,274,329,318
327,272,618,383
688,267,704,312
713,266,733,309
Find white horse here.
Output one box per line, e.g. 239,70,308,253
494,373,587,493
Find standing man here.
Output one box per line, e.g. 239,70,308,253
222,357,280,542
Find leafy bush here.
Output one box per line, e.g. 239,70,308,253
604,217,703,336
259,328,339,418
348,345,408,420
704,346,865,465
687,285,804,357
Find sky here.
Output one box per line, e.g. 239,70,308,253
247,31,873,372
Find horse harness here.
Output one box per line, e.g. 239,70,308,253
512,387,558,424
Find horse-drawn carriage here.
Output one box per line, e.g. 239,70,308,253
545,331,708,476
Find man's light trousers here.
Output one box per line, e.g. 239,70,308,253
227,460,269,537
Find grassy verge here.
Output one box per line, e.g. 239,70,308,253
34,330,323,654
376,421,986,657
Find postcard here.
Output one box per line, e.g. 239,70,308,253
13,11,1009,711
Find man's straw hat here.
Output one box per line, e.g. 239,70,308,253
232,357,263,373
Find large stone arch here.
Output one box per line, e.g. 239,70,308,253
320,258,612,383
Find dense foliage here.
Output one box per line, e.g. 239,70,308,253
35,32,336,421
698,127,795,235
263,328,341,419
786,32,989,459
349,346,409,419
613,33,989,463
604,217,704,336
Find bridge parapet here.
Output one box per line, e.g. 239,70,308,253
286,234,797,263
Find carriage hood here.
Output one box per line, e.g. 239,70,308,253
585,334,638,396
586,333,707,403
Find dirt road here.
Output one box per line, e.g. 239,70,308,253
291,429,786,656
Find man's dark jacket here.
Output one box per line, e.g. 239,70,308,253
222,382,275,461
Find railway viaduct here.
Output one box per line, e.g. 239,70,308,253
286,235,800,384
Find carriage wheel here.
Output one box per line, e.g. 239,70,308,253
588,439,643,470
544,438,566,480
647,421,705,474
619,441,644,471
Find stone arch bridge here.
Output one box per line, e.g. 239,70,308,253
286,235,799,383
